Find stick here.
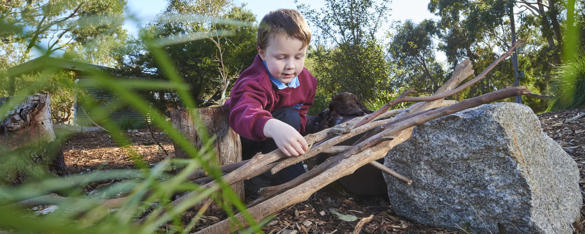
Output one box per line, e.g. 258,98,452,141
353,40,522,128
369,161,412,184
170,110,402,207
172,58,468,220
353,215,374,234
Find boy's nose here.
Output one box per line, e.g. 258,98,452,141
285,59,295,69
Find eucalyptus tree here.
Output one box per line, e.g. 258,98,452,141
388,20,446,95
122,0,257,108
0,0,127,95
297,0,392,109
427,0,576,111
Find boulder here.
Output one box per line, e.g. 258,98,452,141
384,103,582,233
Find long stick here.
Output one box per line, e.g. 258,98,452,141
353,40,522,128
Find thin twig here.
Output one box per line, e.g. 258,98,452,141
353,40,523,128
353,215,374,234
146,119,169,157
369,161,412,185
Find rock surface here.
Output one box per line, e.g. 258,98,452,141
384,103,582,233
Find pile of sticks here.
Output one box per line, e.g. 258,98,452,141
189,41,534,233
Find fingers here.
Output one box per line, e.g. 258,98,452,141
278,134,307,157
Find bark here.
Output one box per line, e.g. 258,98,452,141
548,0,563,50
0,94,67,183
170,105,243,199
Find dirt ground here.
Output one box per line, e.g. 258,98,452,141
62,107,585,233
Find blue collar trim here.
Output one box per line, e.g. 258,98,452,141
263,61,300,90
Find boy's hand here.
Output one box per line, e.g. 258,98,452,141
263,119,308,157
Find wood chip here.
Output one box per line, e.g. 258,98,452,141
352,215,374,234
566,112,585,123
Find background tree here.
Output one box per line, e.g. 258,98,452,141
425,0,578,112
119,0,257,109
297,0,392,112
0,0,127,123
388,20,445,95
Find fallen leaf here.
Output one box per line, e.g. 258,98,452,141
329,208,358,222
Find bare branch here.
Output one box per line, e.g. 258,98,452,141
352,40,523,128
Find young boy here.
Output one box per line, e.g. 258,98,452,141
226,9,317,188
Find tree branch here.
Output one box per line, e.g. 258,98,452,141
352,40,523,128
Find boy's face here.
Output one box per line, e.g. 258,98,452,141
258,33,307,85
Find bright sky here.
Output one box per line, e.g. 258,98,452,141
124,0,437,37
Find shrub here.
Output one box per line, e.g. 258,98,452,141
548,56,585,110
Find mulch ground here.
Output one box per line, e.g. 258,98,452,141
62,107,585,233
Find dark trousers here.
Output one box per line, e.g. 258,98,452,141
241,107,306,187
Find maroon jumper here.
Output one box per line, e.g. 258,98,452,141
226,54,317,141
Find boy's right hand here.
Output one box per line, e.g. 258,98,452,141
263,119,308,157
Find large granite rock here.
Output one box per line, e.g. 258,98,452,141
384,103,582,233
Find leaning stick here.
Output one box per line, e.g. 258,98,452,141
270,57,475,174
353,40,523,128
170,109,402,207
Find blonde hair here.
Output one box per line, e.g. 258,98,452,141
257,9,312,50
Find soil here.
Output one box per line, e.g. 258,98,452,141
62,107,585,233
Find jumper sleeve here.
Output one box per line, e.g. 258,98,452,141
228,80,272,141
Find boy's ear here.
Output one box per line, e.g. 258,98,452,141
257,47,265,60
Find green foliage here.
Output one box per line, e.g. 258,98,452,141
388,20,446,95
118,2,257,109
0,1,258,232
1,0,127,122
299,0,391,112
548,0,584,110
424,0,581,113
549,56,585,110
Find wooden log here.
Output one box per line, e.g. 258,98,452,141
170,105,243,199
0,94,67,183
1,94,55,148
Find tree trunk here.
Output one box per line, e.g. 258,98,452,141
537,0,556,49
0,94,67,184
170,105,243,199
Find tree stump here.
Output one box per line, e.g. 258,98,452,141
170,105,243,199
0,94,67,184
